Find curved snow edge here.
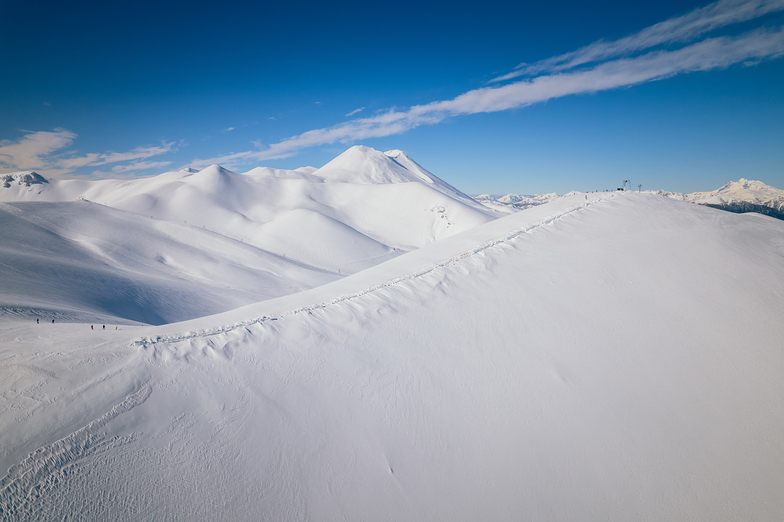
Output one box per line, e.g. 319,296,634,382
133,197,610,347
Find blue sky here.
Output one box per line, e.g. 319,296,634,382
2,0,783,194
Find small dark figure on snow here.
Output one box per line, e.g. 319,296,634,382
91,325,94,330
36,318,39,324
52,319,55,324
102,325,105,330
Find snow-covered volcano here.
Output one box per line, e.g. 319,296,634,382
1,192,783,520
0,147,498,323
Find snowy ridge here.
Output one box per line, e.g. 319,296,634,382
134,195,609,347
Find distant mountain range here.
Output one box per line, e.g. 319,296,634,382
0,146,498,323
472,192,563,213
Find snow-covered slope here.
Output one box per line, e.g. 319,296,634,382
0,200,336,325
0,147,498,322
2,193,783,520
0,146,496,257
656,178,784,219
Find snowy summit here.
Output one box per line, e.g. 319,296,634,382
655,178,784,219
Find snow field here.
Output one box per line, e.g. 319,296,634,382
2,192,784,520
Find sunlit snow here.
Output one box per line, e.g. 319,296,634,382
1,148,783,520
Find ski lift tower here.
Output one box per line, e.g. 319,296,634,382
638,184,642,192
622,180,631,191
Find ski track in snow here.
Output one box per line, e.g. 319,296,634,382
0,385,152,520
134,196,611,348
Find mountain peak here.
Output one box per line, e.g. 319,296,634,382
691,178,784,204
313,145,430,185
1,171,49,188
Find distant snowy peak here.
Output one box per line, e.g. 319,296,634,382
311,145,487,211
179,166,200,173
313,145,453,188
1,171,48,188
313,145,429,185
689,178,784,209
655,178,784,220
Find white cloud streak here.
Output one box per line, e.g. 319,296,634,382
190,23,784,169
491,0,784,82
0,131,175,177
346,107,366,117
0,129,77,171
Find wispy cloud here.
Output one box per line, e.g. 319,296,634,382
346,107,365,117
190,6,784,169
110,160,173,173
0,129,175,177
0,129,77,171
491,0,784,82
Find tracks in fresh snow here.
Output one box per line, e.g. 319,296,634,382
134,196,611,348
0,386,152,520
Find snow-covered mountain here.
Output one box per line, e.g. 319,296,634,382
0,146,497,253
2,192,783,520
0,147,498,323
655,178,784,219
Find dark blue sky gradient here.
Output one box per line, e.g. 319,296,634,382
2,0,782,193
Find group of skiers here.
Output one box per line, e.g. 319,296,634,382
35,318,116,330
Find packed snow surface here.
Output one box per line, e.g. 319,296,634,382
2,192,784,520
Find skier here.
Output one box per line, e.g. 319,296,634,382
91,325,94,330
102,325,105,330
36,318,39,324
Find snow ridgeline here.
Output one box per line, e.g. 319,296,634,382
133,195,610,347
